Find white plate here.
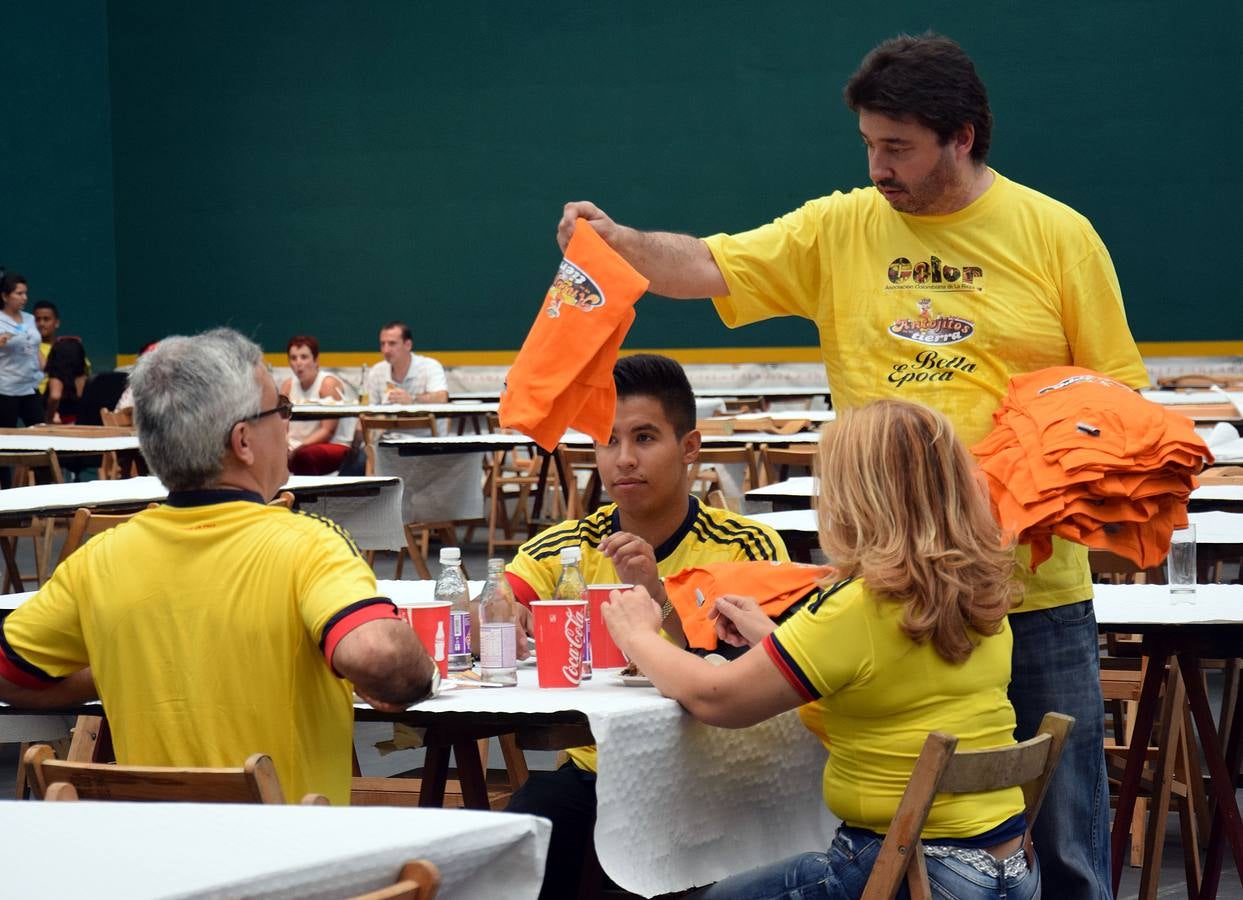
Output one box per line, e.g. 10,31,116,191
617,674,654,688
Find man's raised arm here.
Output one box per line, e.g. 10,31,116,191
557,201,728,300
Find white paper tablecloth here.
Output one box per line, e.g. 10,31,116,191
747,508,817,534
1141,389,1236,407
1191,484,1243,503
1093,583,1243,624
746,476,817,501
293,401,499,419
0,434,140,452
1187,511,1243,544
401,667,834,896
0,475,406,552
0,802,549,899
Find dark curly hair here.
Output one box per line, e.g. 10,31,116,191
844,32,992,164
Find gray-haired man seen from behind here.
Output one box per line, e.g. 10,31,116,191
0,328,435,804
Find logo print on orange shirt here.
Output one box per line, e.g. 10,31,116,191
888,298,975,345
546,260,606,318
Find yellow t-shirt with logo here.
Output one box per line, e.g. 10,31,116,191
704,172,1150,611
766,578,1023,837
507,495,789,771
1,494,395,805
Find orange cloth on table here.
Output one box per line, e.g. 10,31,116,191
664,560,835,651
972,366,1211,571
498,220,648,450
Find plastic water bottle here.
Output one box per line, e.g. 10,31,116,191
357,365,370,404
436,547,472,672
479,558,518,686
554,546,590,679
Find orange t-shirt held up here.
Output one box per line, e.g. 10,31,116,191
499,220,648,450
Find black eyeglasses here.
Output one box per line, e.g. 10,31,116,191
238,396,293,426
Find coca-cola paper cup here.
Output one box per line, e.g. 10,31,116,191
398,601,451,678
531,600,588,688
585,584,632,669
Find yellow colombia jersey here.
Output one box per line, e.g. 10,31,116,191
507,495,788,772
767,578,1023,838
0,492,398,805
704,171,1150,612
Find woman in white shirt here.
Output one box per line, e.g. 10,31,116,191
0,273,45,428
280,335,355,475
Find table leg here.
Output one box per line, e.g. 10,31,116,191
530,452,552,521
418,745,450,808
1,537,25,592
1112,649,1169,894
453,740,491,810
1138,664,1187,900
1178,653,1243,898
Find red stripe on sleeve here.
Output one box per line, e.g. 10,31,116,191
323,604,402,671
506,572,538,609
762,634,817,703
0,652,56,691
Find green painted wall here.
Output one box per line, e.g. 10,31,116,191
10,3,1242,360
2,0,118,364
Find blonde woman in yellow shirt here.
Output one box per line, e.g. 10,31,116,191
603,399,1038,899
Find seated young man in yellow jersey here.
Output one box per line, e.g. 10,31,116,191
0,328,436,805
504,353,788,900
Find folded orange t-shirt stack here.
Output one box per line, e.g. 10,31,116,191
498,220,649,451
664,561,835,651
972,366,1211,570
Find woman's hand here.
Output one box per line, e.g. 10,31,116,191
707,595,777,648
600,586,663,654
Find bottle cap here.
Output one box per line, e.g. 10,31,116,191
560,547,581,564
440,547,462,564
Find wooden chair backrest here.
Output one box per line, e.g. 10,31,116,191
347,860,441,900
269,491,296,510
557,446,601,519
56,505,157,568
99,408,134,428
25,746,287,804
759,444,818,485
688,447,759,499
357,414,438,476
860,712,1074,900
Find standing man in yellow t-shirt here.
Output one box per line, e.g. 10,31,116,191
553,32,1143,899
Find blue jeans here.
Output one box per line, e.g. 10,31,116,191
1009,598,1112,898
693,826,1039,899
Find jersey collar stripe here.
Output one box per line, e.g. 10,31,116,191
166,488,267,507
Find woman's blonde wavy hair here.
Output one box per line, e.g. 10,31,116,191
816,399,1019,664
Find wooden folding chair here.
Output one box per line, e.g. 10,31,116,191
97,408,138,478
357,414,458,579
56,505,156,569
269,490,296,510
688,447,759,507
860,712,1074,900
758,443,817,485
24,745,329,805
347,860,441,900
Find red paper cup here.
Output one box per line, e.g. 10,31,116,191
531,600,588,688
585,584,632,669
398,601,451,678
